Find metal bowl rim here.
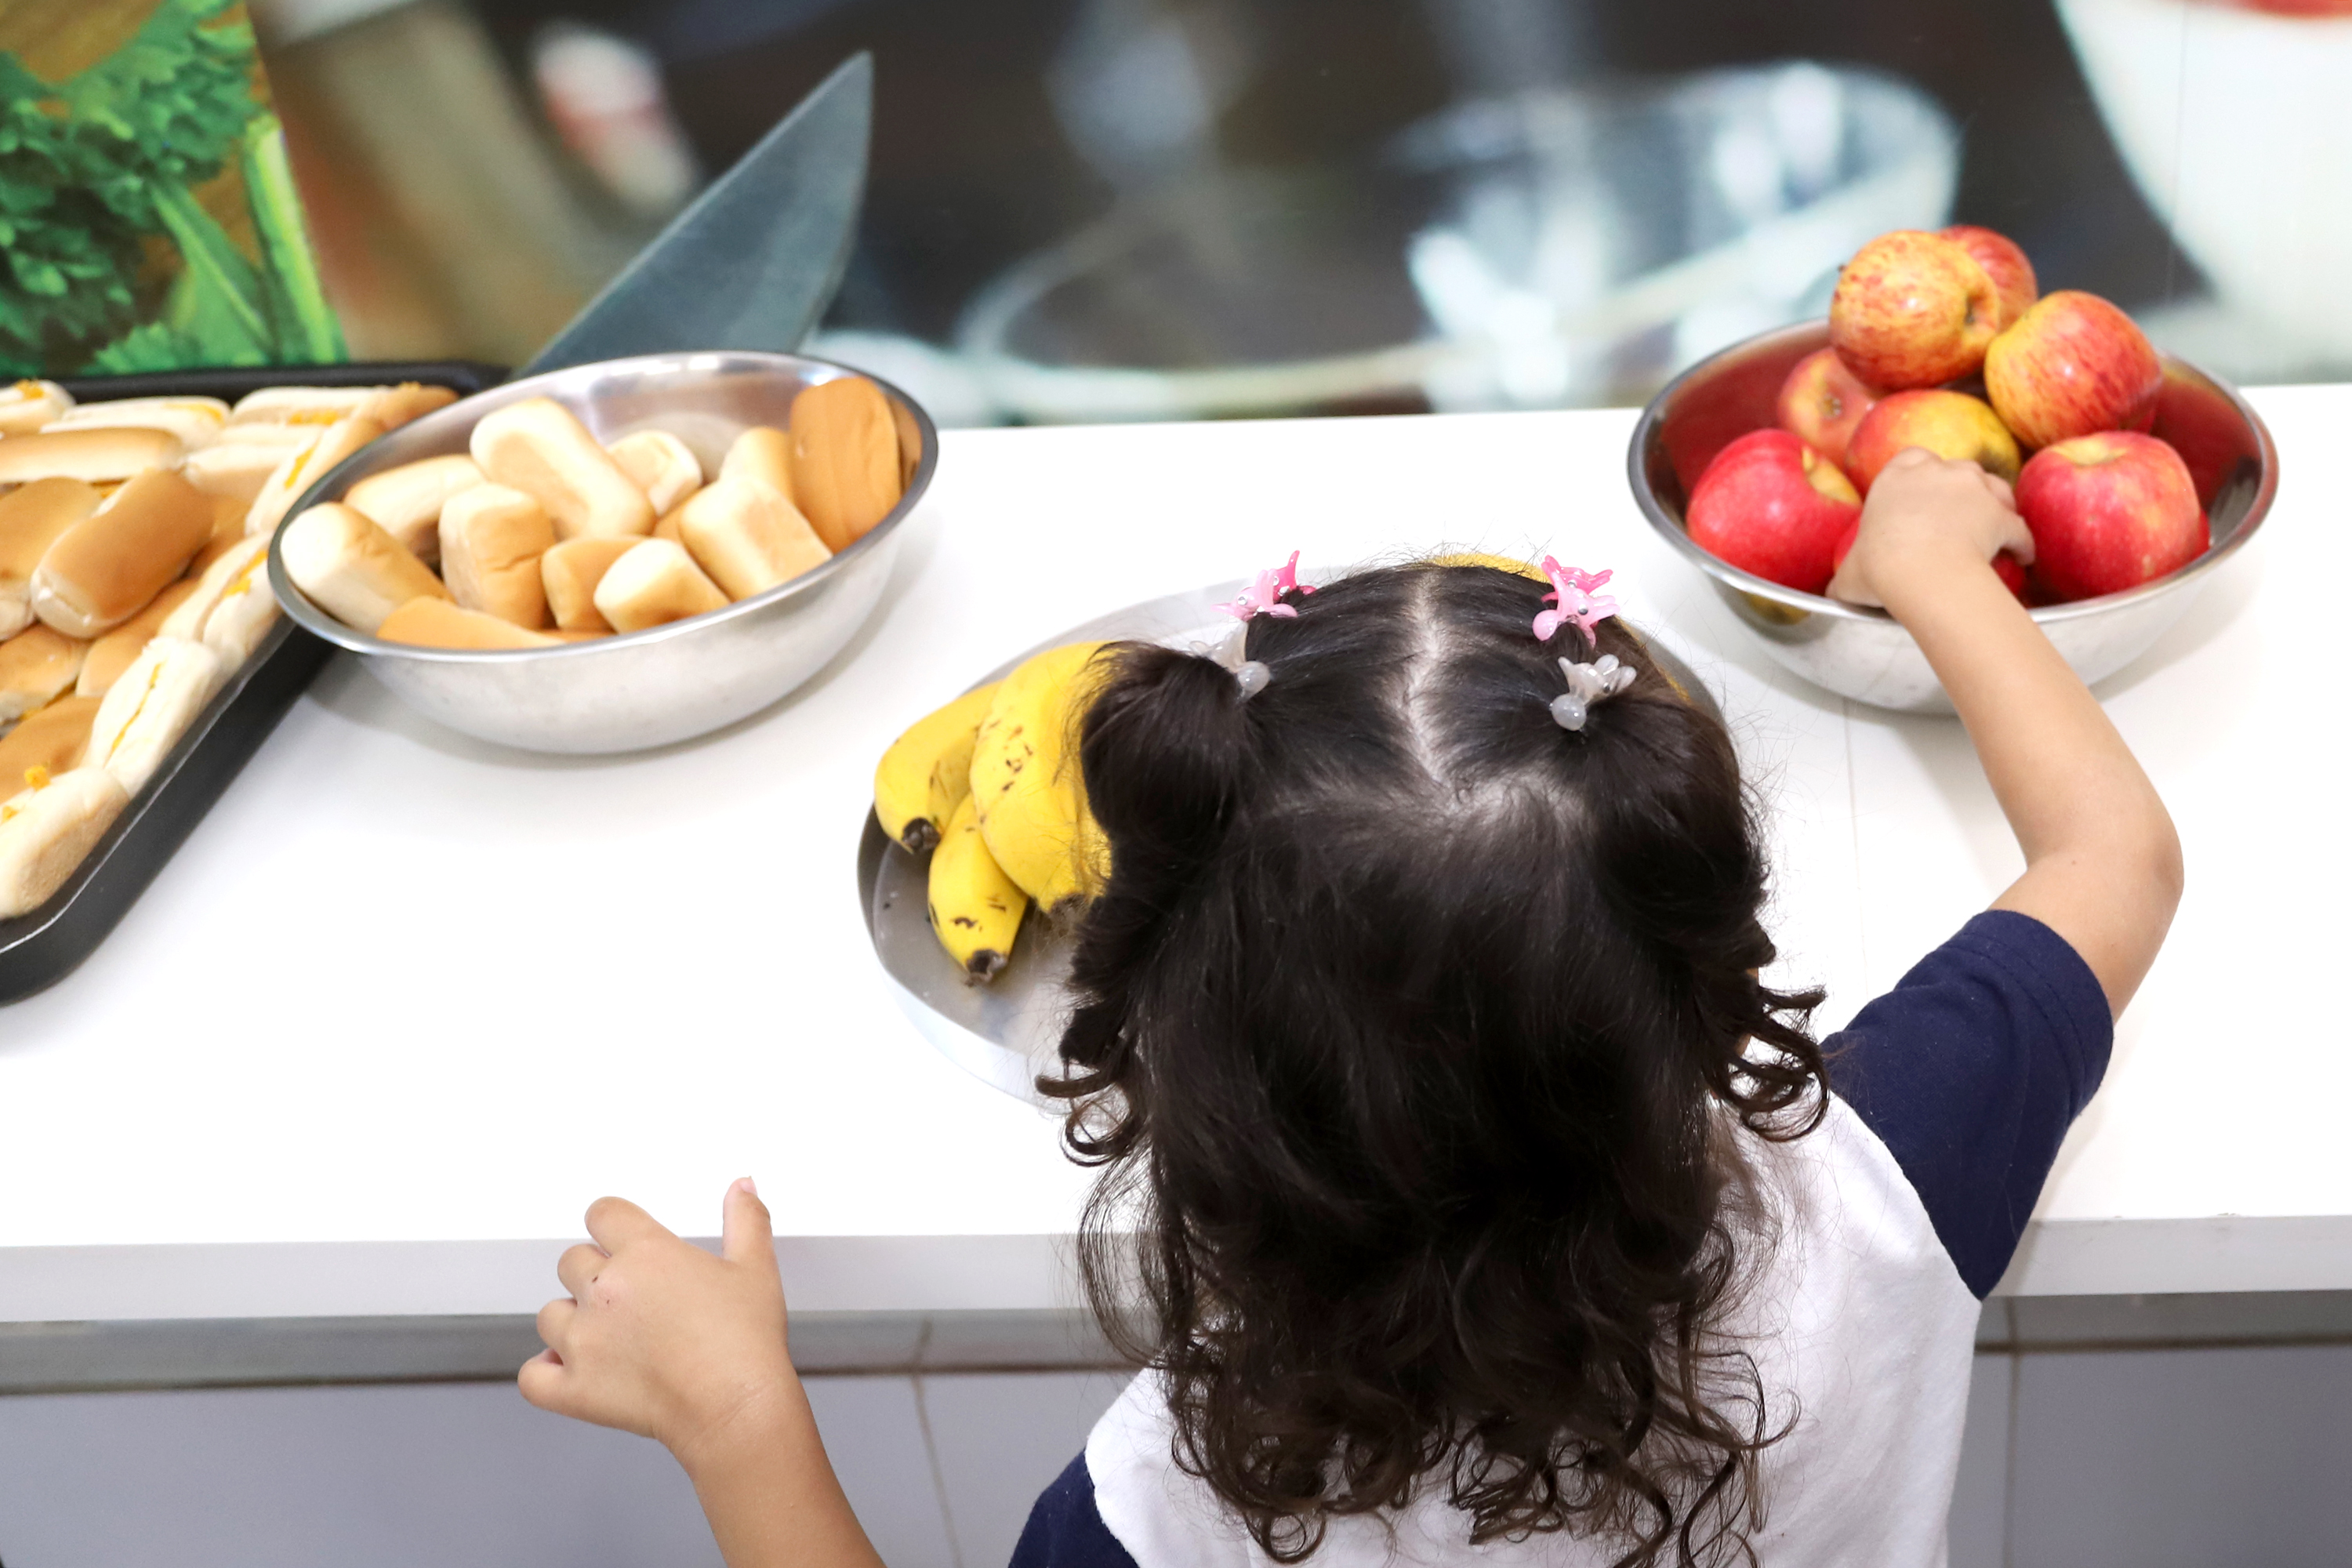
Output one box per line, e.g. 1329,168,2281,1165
1624,320,2281,626
266,350,941,662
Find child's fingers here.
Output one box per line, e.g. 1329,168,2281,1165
585,1196,670,1254
720,1177,777,1272
1999,511,2036,564
1976,467,2016,508
556,1242,607,1301
517,1349,568,1412
536,1295,577,1354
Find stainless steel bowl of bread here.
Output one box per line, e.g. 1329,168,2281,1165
265,351,938,754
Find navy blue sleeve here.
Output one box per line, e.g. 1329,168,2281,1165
1009,1453,1138,1568
1826,909,2114,1298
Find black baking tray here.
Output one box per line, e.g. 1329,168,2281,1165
0,361,506,1004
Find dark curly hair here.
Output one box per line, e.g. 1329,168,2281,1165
1039,561,1828,1566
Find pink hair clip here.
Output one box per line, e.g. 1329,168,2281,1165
1533,557,1618,645
1215,550,1316,621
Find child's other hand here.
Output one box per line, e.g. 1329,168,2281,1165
520,1179,795,1471
1828,447,2035,610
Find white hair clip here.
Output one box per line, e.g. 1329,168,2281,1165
1208,622,1272,699
1550,654,1635,731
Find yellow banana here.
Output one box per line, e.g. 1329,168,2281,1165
873,681,1000,853
971,641,1109,913
927,793,1027,981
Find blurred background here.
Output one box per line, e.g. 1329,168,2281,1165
246,0,2352,424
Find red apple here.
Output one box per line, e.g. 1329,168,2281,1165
1844,389,2023,493
1831,514,2029,601
1775,347,1882,469
1984,291,2162,449
1939,225,2038,330
1829,230,2002,389
1687,430,1860,594
2015,431,2205,600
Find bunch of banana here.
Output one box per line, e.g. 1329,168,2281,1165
873,641,1110,982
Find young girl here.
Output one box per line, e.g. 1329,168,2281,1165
517,448,2180,1566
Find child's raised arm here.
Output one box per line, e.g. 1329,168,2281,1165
520,1181,884,1568
1828,448,2183,1014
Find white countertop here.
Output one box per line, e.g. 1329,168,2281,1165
2,388,2344,1322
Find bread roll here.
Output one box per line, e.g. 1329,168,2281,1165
197,545,283,668
0,427,183,485
438,484,554,628
52,396,229,446
0,626,88,722
470,397,653,540
161,534,270,641
0,479,103,640
31,469,212,637
280,503,448,635
243,416,387,539
720,426,796,505
608,430,703,514
85,637,223,794
539,536,636,633
183,437,306,506
343,454,484,564
228,383,455,430
0,695,102,782
788,377,902,552
187,495,251,578
0,766,128,917
676,476,829,600
592,539,728,632
652,504,685,543
0,379,71,437
80,580,200,698
376,597,561,650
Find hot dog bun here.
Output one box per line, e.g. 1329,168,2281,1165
0,696,101,781
376,597,562,650
539,536,636,633
161,535,270,642
343,454,484,564
788,377,902,552
0,625,89,723
187,494,252,579
228,383,456,430
0,427,184,485
85,637,223,795
592,539,728,632
0,479,103,640
608,430,702,514
0,379,71,437
470,398,653,541
676,475,829,600
31,469,212,637
51,396,229,446
720,425,796,506
183,438,306,506
0,766,128,917
243,415,387,539
438,484,554,628
194,542,282,668
79,580,199,699
280,503,448,635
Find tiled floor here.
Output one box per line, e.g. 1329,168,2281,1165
2,1345,2348,1566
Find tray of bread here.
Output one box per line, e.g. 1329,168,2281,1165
0,362,500,1003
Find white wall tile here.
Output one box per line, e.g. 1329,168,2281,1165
1947,1352,2013,1568
0,1381,720,1568
801,1374,960,1568
920,1369,1136,1568
2009,1343,2352,1568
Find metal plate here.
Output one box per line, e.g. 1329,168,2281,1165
858,579,1721,1103
0,361,506,1004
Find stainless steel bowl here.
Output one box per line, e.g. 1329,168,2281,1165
1628,321,2278,712
266,351,939,753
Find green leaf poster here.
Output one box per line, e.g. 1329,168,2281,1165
0,0,346,377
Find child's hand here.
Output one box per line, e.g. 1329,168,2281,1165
1828,447,2035,609
520,1179,796,1472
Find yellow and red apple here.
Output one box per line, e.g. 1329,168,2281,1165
1829,230,2003,389
1686,429,1860,594
1775,347,1882,470
1843,389,2023,493
1984,291,2163,449
2014,431,2205,600
1939,225,2038,330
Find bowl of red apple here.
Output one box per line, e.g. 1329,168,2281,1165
1628,224,2278,712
